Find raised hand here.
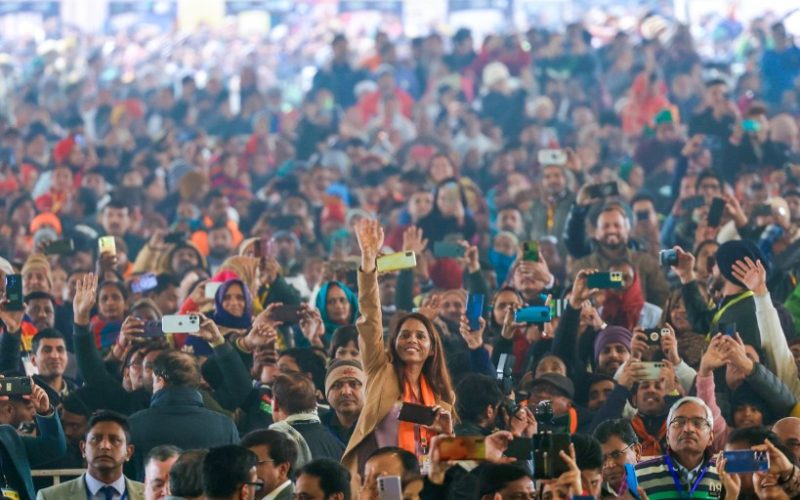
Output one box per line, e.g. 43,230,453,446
698,334,727,377
500,306,520,340
671,246,696,284
752,439,795,480
716,454,741,500
355,218,384,272
556,444,583,496
462,242,480,273
427,405,454,436
721,332,755,376
659,324,681,365
29,382,51,415
298,304,325,347
459,315,486,350
189,279,213,307
73,273,98,325
570,269,599,308
731,257,768,296
485,431,516,464
509,406,537,438
418,293,441,322
0,300,24,334
402,226,428,255
194,314,225,347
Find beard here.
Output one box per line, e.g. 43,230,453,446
209,247,231,260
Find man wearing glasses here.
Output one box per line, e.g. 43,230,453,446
202,445,265,500
635,397,722,498
240,429,298,500
593,419,641,498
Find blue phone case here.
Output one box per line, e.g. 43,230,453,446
515,306,551,323
466,294,484,330
625,463,639,499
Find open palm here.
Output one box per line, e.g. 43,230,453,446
731,257,767,295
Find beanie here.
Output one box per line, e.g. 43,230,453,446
594,326,633,363
715,240,766,288
325,359,366,398
21,253,52,288
429,258,464,290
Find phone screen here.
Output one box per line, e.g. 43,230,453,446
466,294,484,330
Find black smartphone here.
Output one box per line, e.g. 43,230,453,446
718,321,736,337
44,239,74,255
272,215,299,230
270,305,302,323
533,432,571,479
635,210,650,221
752,204,773,217
707,197,725,227
505,437,534,460
659,249,678,267
0,377,32,397
680,195,706,212
254,237,271,258
4,274,23,311
585,182,619,199
142,320,165,337
398,403,436,426
164,232,186,245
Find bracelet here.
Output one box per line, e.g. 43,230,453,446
235,336,252,353
778,466,796,485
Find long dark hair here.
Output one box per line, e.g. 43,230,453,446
387,312,454,405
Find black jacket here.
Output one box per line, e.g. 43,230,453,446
289,418,345,462
128,386,239,477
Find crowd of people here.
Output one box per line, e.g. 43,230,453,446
0,7,799,500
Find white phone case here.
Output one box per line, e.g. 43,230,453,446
162,314,200,334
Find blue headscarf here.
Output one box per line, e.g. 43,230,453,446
315,281,359,341
211,279,253,330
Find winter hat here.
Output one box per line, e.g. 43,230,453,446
594,326,633,363
325,359,366,399
715,240,766,288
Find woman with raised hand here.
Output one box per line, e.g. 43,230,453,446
341,218,455,477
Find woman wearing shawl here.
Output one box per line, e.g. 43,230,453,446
600,260,662,331
311,281,358,346
184,278,253,357
341,218,454,478
417,179,477,244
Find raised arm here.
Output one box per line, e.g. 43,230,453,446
355,218,389,376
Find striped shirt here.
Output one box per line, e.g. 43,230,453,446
635,454,722,499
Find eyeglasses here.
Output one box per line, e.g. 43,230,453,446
243,481,264,492
603,443,633,463
669,417,710,429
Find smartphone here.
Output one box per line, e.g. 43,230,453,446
433,241,465,259
624,463,640,500
742,119,761,133
437,436,486,461
533,432,571,479
376,251,417,273
254,237,273,258
205,282,222,299
752,204,773,217
272,215,299,230
4,275,23,311
586,272,624,289
585,182,619,199
377,475,402,500
638,362,665,381
131,273,158,294
270,305,302,323
505,437,534,460
718,321,736,337
0,377,32,397
549,299,564,319
644,328,670,346
397,402,436,426
515,306,551,323
98,236,116,255
142,320,165,337
537,149,567,166
164,232,186,245
522,241,539,262
635,210,650,222
44,239,74,255
680,195,706,212
707,256,716,273
722,450,769,473
659,249,678,267
466,294,484,330
707,197,725,227
162,314,200,334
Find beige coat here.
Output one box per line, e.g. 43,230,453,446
341,270,453,477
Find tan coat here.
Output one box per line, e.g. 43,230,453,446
341,270,453,477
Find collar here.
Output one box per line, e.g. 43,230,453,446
150,387,204,408
85,472,126,497
284,410,320,425
264,480,292,500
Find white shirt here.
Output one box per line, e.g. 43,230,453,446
85,473,127,500
264,479,292,500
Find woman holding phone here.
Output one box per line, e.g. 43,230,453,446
341,218,454,476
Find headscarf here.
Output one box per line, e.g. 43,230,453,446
315,281,359,340
601,271,645,330
211,279,253,330
218,256,260,298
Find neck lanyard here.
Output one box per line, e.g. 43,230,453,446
665,455,708,499
705,290,754,341
84,477,128,500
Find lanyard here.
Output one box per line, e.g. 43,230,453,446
665,455,708,499
84,477,128,500
705,291,754,341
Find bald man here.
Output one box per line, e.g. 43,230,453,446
772,417,800,458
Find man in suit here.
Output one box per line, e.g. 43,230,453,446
240,429,297,500
37,409,144,500
0,377,66,500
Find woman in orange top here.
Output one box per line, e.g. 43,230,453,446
341,219,455,479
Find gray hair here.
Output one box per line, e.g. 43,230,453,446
667,397,713,428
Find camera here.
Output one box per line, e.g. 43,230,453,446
659,249,678,267
533,400,554,427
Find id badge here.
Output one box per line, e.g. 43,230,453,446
1,487,20,500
